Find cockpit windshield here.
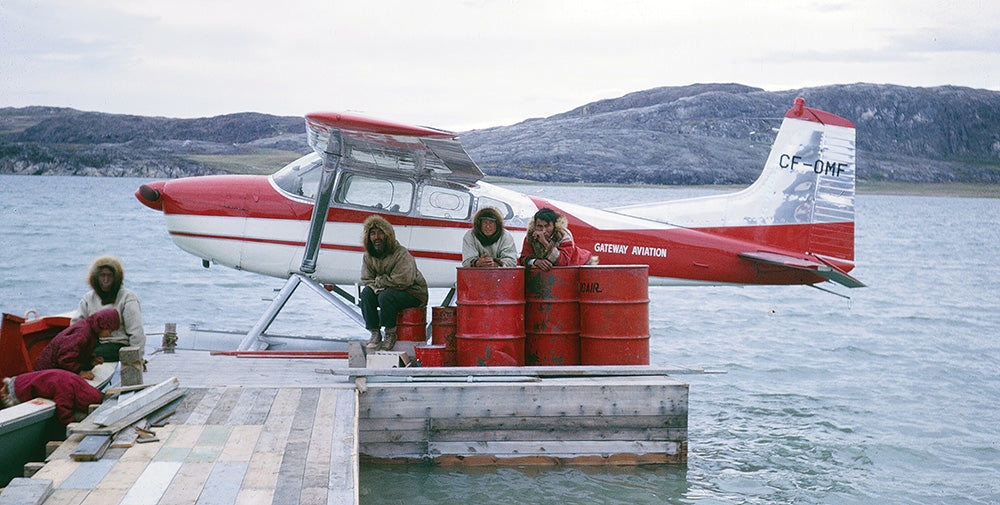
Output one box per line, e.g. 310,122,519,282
271,153,324,199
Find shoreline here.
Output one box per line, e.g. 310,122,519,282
2,173,997,198
484,177,1000,198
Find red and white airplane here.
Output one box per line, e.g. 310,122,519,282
136,98,862,347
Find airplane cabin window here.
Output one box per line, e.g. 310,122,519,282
271,153,324,200
336,173,413,213
476,196,514,220
418,185,471,220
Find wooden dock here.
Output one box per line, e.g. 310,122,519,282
3,349,690,504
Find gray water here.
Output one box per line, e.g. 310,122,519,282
1,174,998,504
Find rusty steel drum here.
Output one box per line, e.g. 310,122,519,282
579,265,650,365
456,267,525,366
430,306,458,367
415,344,446,367
395,306,427,342
524,266,580,366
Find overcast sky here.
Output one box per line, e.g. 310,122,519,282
2,0,998,131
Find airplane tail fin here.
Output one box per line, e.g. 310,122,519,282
614,98,858,277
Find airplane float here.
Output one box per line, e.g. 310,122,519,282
136,97,864,350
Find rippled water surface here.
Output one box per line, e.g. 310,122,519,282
2,175,998,504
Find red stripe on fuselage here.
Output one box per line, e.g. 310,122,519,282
169,230,463,262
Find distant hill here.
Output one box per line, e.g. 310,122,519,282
2,83,999,184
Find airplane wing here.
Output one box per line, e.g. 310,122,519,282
305,112,484,184
738,251,866,288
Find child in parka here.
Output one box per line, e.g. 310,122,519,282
34,308,119,380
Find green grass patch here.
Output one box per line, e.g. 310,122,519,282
180,148,306,175
857,181,1000,198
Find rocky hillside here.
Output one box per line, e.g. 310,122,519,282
3,83,999,184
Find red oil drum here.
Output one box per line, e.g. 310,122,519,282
415,344,446,367
456,267,525,366
431,306,458,367
524,267,580,366
395,306,427,342
579,265,650,365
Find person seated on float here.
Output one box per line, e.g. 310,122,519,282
34,308,119,381
73,255,145,362
2,369,104,426
360,215,428,351
462,207,518,268
518,207,595,271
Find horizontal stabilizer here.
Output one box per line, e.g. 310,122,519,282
739,251,866,288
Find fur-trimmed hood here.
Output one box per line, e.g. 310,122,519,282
472,206,506,246
527,211,568,243
362,215,398,258
88,255,124,305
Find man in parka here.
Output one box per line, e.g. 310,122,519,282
360,215,428,350
74,255,145,362
462,206,518,268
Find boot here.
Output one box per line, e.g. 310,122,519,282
381,327,398,351
366,329,382,350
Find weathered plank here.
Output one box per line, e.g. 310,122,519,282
69,435,112,461
69,390,186,436
302,389,337,491
272,388,319,505
359,414,687,434
195,461,248,505
185,387,225,425
111,427,140,448
361,440,684,459
220,425,261,462
359,379,688,419
360,425,688,444
205,387,243,425
57,459,116,490
91,377,178,426
328,388,358,505
321,364,706,377
158,461,213,505
245,388,278,425
224,388,261,425
0,478,52,505
118,461,182,505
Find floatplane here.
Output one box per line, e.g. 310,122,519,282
135,97,863,350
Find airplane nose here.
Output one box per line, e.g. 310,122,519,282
136,181,167,211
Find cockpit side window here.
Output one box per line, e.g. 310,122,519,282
417,184,471,220
335,172,413,213
271,153,324,199
475,196,514,220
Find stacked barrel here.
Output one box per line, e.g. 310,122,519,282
430,306,458,366
524,267,580,365
395,307,427,342
579,265,649,365
455,267,525,366
451,265,649,367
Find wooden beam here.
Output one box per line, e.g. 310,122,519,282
318,364,709,377
104,384,153,396
0,478,52,505
69,434,112,461
91,377,179,427
119,346,145,386
69,389,186,436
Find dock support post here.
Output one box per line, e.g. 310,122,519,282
119,346,144,386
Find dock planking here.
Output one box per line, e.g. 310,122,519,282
9,348,688,503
